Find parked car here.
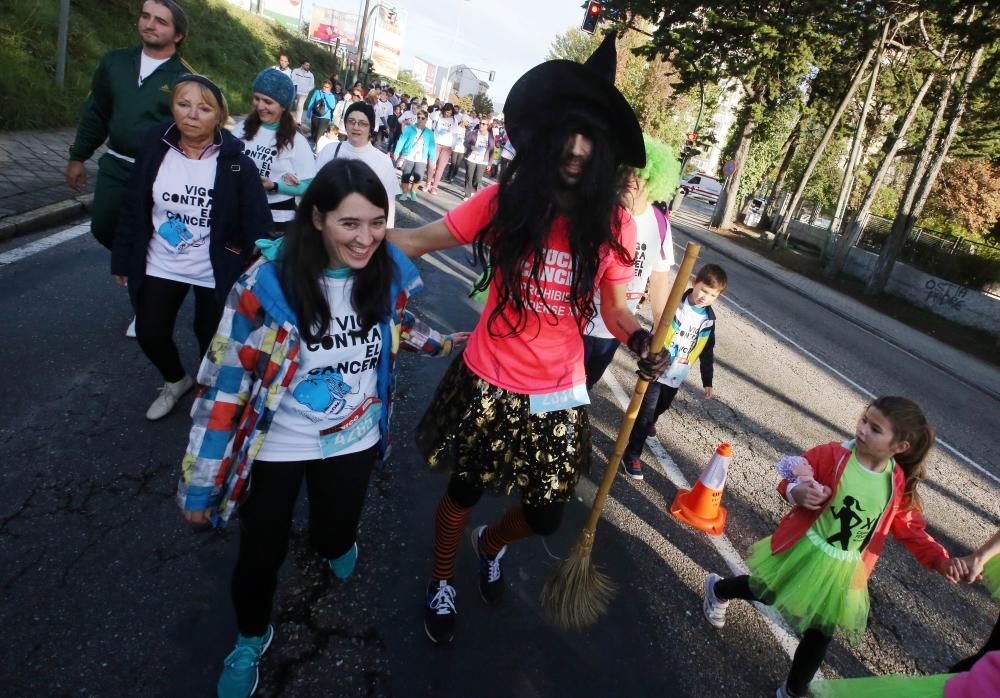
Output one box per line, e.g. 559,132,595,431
680,173,723,204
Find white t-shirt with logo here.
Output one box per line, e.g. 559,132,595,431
586,205,675,339
316,140,400,226
145,148,218,287
232,121,317,222
434,116,456,149
258,272,382,461
138,52,169,86
466,133,490,165
452,124,468,154
656,298,710,388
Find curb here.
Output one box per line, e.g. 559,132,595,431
0,195,94,242
673,218,1000,403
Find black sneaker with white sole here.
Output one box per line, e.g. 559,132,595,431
621,459,644,480
424,579,457,644
471,525,506,606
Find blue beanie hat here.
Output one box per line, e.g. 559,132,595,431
252,68,294,110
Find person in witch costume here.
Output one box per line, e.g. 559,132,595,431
387,34,672,645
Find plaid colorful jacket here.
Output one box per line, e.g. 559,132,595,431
177,241,454,525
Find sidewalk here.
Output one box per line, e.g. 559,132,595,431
0,127,101,238
670,208,1000,402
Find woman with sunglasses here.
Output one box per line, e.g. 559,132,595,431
393,111,436,202
462,117,494,200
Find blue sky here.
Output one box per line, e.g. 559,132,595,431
302,0,586,109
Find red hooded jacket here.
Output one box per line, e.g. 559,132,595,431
772,441,949,582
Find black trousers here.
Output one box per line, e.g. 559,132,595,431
949,610,1000,672
231,446,377,637
464,161,487,198
445,150,465,182
714,575,832,696
446,473,565,536
135,275,219,383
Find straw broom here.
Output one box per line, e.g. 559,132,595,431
541,241,701,630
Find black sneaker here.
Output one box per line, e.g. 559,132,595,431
424,579,457,644
621,459,644,480
647,422,656,438
471,525,506,606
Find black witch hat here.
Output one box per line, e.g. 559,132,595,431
504,33,645,167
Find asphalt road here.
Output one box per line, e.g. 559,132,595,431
0,186,997,698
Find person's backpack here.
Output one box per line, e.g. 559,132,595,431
311,95,328,117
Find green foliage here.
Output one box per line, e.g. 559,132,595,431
545,26,599,63
384,70,425,100
0,0,340,130
923,158,1000,240
472,92,494,116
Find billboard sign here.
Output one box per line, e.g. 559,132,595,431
412,57,436,91
262,0,302,32
309,2,360,48
370,7,406,80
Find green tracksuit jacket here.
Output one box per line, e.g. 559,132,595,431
69,46,194,162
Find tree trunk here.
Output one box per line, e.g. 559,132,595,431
761,120,801,228
825,70,935,276
830,21,891,235
710,113,757,229
866,45,984,295
772,45,877,248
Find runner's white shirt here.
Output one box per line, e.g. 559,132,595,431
232,121,317,223
258,270,382,461
145,148,218,288
586,204,675,339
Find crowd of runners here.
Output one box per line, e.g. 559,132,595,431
60,1,1000,697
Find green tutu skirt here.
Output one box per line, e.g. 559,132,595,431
983,554,1000,602
748,530,870,641
811,673,953,698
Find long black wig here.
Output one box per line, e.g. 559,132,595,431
471,107,631,338
279,159,393,345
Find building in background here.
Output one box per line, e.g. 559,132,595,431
413,57,438,96
434,64,488,101
690,79,743,177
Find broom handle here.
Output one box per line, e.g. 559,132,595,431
582,241,701,533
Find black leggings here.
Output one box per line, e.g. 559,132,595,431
445,150,465,181
949,610,1000,673
446,474,565,536
231,447,377,637
714,575,832,697
135,275,219,383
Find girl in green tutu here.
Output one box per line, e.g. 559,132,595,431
701,396,966,697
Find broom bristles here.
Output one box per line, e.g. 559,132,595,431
541,533,616,630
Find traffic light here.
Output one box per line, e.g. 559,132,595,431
682,145,702,160
581,1,602,34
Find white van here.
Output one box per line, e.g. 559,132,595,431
680,173,723,204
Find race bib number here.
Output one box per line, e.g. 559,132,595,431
319,398,382,457
528,384,590,414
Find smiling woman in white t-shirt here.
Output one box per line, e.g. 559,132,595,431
233,68,317,236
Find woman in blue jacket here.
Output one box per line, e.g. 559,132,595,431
111,75,271,421
304,80,337,146
392,110,436,201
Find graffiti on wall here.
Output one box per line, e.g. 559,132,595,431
924,279,967,311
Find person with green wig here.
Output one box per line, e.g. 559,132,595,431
582,134,682,389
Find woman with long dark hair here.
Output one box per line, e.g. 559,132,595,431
388,36,671,645
177,159,467,696
233,68,317,236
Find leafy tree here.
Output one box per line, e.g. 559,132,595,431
472,92,495,116
601,0,866,230
922,158,1000,239
386,70,426,100
546,26,600,63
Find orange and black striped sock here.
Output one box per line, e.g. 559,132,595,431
431,493,472,581
482,506,534,557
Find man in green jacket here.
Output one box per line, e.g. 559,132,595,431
65,0,193,251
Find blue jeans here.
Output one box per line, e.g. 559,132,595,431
582,335,621,389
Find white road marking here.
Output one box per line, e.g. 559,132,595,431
426,250,480,285
601,371,807,664
0,223,90,266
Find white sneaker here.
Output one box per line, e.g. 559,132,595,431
702,572,730,628
126,317,137,338
145,375,195,420
775,683,793,698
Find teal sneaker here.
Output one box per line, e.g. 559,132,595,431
328,542,358,580
217,625,274,698
409,190,418,201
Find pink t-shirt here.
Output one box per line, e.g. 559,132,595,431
445,184,636,394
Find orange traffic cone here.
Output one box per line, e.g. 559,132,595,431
670,443,731,536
